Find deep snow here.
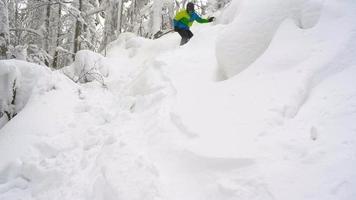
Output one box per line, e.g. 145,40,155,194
1,0,356,200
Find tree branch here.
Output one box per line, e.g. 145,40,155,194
84,5,108,17
9,28,44,38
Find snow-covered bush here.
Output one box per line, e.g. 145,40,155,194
27,44,50,66
0,64,17,127
216,0,323,78
0,60,49,128
62,50,109,84
7,45,27,60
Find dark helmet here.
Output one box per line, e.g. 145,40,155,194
187,2,195,13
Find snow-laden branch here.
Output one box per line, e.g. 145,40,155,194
9,28,44,38
84,5,108,17
79,35,96,50
26,0,71,12
56,46,75,55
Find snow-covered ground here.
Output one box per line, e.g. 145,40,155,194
1,0,356,199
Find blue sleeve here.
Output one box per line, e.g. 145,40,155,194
191,12,209,23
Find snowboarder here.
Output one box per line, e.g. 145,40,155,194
174,2,215,46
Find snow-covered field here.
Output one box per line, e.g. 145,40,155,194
1,0,356,199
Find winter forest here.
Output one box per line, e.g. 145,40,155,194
1,0,356,199
0,0,228,68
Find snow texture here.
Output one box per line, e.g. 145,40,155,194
0,0,356,200
62,50,109,83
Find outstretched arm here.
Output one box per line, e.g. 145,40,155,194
192,12,210,23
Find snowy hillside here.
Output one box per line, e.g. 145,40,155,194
1,0,356,200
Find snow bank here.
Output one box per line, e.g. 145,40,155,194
62,50,109,84
216,0,323,78
0,60,50,128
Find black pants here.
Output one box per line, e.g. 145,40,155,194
175,28,194,46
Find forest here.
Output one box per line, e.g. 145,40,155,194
0,0,230,68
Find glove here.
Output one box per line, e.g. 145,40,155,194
208,17,215,22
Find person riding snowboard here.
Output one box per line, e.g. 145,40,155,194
174,2,214,46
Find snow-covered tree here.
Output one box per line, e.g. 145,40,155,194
0,0,9,59
208,0,231,10
100,0,124,52
150,0,164,35
2,0,213,68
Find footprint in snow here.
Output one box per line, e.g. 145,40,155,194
74,104,92,113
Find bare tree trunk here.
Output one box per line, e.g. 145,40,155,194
151,0,163,35
0,0,9,59
52,3,62,68
117,0,124,34
42,0,52,66
14,1,20,45
100,0,121,52
111,1,119,32
167,1,175,29
73,0,83,59
44,0,51,52
127,0,137,32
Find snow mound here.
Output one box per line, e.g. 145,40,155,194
62,50,109,83
0,60,50,128
216,0,323,79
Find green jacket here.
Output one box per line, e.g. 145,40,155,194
174,10,209,30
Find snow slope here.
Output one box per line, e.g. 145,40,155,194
1,0,356,200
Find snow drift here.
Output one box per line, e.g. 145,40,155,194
216,0,323,78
